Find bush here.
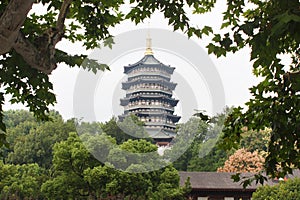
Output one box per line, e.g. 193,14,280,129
252,178,300,200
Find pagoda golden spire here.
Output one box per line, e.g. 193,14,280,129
145,25,153,55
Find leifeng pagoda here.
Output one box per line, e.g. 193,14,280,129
119,35,180,146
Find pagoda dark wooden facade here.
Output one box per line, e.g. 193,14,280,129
119,36,180,146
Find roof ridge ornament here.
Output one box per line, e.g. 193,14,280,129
145,23,153,55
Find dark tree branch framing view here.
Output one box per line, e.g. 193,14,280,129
0,0,299,198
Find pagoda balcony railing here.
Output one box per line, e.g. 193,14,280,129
145,122,176,128
126,88,172,95
129,76,169,82
125,104,174,111
128,71,170,78
145,127,176,134
145,126,176,131
127,93,170,98
134,110,171,115
122,94,176,102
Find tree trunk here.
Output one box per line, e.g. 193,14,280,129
0,0,34,54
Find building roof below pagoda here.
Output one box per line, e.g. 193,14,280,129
124,55,175,74
145,128,176,139
152,130,175,139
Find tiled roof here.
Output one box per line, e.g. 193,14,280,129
124,55,175,73
179,170,300,191
152,130,174,139
139,54,161,64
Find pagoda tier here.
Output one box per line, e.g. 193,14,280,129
124,108,174,115
119,37,180,146
125,87,172,96
124,105,174,113
136,113,181,123
122,109,181,123
128,74,170,82
122,79,177,90
125,90,172,98
120,95,179,107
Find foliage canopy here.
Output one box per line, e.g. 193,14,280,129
252,178,300,200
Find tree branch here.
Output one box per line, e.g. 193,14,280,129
12,0,73,74
55,0,73,43
13,32,54,74
0,0,34,54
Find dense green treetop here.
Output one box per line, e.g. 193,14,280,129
0,162,47,199
43,131,189,199
0,110,76,167
252,178,300,200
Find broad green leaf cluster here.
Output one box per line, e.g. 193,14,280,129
210,0,300,180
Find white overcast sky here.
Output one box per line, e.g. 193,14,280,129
4,1,261,122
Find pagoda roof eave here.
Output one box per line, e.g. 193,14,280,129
124,55,175,73
121,95,179,103
128,74,170,82
122,79,177,90
150,130,176,139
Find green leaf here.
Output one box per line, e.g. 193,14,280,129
231,173,241,182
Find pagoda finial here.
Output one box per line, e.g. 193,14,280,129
145,23,153,55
